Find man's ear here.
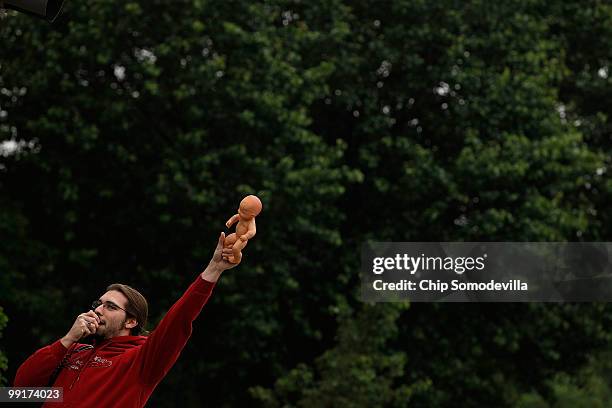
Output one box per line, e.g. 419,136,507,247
125,318,138,330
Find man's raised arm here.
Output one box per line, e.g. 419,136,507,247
136,232,237,385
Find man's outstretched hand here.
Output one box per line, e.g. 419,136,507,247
201,232,239,282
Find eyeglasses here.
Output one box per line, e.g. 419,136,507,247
91,300,127,313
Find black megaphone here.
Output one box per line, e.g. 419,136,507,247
2,0,66,22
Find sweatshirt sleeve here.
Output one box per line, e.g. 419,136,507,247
137,275,216,385
13,339,69,386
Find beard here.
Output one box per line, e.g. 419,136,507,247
95,317,127,339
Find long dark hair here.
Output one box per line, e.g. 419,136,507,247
106,283,149,335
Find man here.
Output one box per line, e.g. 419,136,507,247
14,232,237,407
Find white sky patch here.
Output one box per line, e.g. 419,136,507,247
557,103,566,119
598,66,608,79
454,214,468,226
1,87,27,97
0,139,37,157
281,10,297,26
434,82,450,96
0,140,18,156
134,48,157,64
113,65,126,81
377,61,392,78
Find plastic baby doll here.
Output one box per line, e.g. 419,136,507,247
223,195,262,264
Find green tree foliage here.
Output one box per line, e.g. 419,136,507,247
516,350,612,408
551,2,612,241
251,304,429,408
1,1,611,407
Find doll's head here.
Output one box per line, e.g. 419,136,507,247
238,195,263,219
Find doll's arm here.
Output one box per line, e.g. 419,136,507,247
225,213,240,228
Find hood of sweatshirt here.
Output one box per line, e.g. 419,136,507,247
94,335,147,356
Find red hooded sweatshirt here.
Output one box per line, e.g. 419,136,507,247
14,275,216,407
